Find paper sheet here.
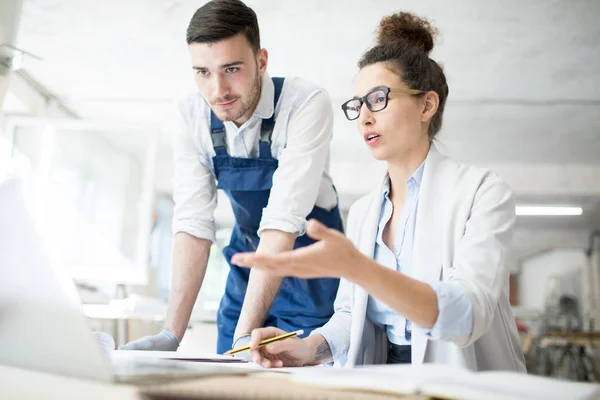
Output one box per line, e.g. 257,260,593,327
113,350,248,363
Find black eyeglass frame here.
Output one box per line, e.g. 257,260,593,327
340,87,425,121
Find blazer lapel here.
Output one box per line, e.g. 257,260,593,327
412,143,457,365
347,178,384,366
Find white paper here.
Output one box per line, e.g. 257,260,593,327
113,350,247,363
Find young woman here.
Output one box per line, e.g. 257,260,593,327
232,11,526,372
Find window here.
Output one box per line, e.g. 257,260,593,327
4,117,156,285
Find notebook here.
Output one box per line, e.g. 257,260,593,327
289,363,600,400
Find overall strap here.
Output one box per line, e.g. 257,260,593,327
258,77,285,159
209,109,227,155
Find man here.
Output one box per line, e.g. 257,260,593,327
121,0,344,354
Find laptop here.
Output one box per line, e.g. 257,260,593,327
0,177,250,384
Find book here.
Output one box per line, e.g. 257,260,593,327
289,363,600,400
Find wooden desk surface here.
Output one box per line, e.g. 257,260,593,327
141,373,414,400
544,330,600,339
539,330,600,348
0,365,416,400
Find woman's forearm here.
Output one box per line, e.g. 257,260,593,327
346,256,439,328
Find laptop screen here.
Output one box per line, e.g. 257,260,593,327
0,177,113,382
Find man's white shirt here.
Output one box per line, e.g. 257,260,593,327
172,73,338,243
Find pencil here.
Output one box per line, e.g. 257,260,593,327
225,329,304,356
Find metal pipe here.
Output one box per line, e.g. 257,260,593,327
585,231,600,331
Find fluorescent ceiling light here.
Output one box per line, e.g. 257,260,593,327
515,206,582,216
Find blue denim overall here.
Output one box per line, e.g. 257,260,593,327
212,77,343,353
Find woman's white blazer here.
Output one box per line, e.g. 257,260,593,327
324,144,527,372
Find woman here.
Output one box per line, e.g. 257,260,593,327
232,11,526,372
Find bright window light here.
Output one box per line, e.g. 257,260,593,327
515,206,583,216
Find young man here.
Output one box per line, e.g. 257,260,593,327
120,0,343,354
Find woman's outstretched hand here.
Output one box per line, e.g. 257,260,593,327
231,219,364,279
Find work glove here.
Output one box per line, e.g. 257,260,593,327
230,334,252,361
118,328,179,351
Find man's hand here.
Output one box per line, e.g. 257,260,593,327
229,334,252,361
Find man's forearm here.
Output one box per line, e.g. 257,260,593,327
164,232,212,340
234,229,296,339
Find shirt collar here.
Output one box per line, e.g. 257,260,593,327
253,72,274,120
410,160,426,187
382,176,391,201
381,159,426,201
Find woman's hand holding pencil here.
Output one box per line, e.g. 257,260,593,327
225,329,304,356
229,327,327,368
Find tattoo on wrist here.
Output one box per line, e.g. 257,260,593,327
314,339,332,362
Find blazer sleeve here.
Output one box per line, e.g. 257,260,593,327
446,171,516,348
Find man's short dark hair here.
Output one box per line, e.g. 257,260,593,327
186,0,260,52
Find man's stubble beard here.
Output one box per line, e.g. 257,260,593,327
230,70,261,123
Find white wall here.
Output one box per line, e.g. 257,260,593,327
519,248,587,312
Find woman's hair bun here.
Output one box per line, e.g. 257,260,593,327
377,12,438,55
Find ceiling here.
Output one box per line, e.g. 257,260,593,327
4,0,600,261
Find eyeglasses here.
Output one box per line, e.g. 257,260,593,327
340,87,424,121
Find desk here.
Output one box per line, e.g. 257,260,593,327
0,364,414,400
0,365,141,400
533,330,600,381
3,363,599,400
141,374,414,400
539,330,600,348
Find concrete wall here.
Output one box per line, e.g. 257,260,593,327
518,248,587,315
